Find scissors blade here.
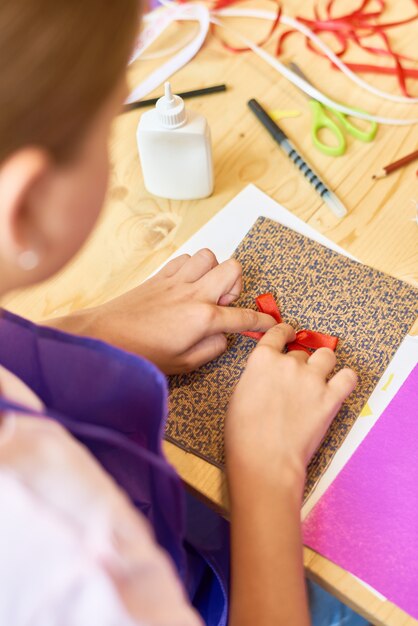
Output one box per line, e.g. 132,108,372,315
288,62,315,90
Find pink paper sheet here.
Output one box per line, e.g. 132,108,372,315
303,364,418,619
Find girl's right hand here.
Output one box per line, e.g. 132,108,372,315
225,323,357,496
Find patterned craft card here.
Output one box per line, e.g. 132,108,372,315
168,217,418,498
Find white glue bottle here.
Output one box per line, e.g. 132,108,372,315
137,82,214,200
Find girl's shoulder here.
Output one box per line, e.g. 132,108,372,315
0,363,44,413
0,363,79,472
0,365,203,626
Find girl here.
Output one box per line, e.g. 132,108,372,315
0,1,367,624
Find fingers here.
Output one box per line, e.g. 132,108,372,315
308,347,337,375
197,258,242,304
218,272,242,306
156,254,190,278
176,249,218,282
256,323,296,351
210,305,278,335
328,367,358,402
287,349,309,363
179,334,228,372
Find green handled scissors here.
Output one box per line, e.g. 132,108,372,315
288,62,378,157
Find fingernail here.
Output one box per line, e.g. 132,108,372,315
197,248,214,260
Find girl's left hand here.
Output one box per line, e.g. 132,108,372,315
48,249,276,374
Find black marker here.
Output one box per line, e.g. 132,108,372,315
248,98,347,218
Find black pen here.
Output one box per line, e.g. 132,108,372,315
248,99,347,218
122,84,227,114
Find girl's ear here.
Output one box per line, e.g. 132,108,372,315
0,147,51,269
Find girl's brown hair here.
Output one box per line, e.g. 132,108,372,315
0,0,139,163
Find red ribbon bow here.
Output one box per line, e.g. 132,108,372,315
241,293,338,355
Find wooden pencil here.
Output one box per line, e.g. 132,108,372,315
372,148,418,179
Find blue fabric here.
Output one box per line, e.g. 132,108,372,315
309,582,370,626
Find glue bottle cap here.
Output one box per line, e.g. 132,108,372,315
156,82,186,129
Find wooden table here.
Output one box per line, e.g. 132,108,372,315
3,1,418,624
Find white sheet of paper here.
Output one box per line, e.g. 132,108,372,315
154,183,417,598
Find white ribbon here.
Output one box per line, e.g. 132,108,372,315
127,1,418,125
216,7,418,106
126,3,210,104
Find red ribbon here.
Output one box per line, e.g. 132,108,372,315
179,0,418,98
210,0,282,54
275,0,418,98
241,293,338,355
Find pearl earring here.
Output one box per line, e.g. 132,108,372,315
18,250,39,271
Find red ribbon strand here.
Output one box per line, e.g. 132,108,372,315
276,0,418,98
241,293,338,355
180,0,418,98
210,0,282,54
